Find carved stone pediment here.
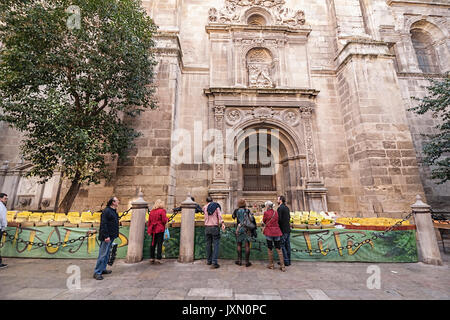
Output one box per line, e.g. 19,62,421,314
225,106,301,127
208,0,306,28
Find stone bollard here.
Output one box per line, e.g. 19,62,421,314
411,195,442,266
178,196,196,263
126,191,148,263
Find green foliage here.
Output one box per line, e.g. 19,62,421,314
0,0,158,188
409,78,450,184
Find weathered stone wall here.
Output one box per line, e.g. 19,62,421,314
0,0,448,214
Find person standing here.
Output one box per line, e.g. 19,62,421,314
93,196,120,280
0,193,8,269
262,201,285,271
232,198,256,267
203,196,225,269
277,195,291,267
147,199,168,264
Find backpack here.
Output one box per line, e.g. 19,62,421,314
240,209,256,231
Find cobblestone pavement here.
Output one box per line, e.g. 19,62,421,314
0,246,448,300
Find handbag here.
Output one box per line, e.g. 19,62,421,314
164,228,170,240
261,210,276,234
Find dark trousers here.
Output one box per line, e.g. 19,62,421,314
0,230,3,264
150,232,164,260
280,233,291,265
205,226,220,265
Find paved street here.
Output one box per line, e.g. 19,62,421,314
0,245,449,300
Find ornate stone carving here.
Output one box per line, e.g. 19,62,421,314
299,106,313,118
215,164,224,179
214,105,226,129
247,48,274,88
208,0,306,27
301,107,318,178
226,109,242,125
274,7,305,27
282,109,299,127
248,64,273,87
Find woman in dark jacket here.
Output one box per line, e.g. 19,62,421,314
262,201,285,272
147,199,168,264
232,198,256,267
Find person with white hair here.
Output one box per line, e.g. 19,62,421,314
262,200,285,272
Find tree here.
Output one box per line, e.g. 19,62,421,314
0,0,158,212
409,78,450,184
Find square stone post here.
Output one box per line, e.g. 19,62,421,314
411,195,442,266
126,191,148,263
178,196,196,263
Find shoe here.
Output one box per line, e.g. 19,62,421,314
150,259,155,264
93,273,104,280
101,270,112,275
245,262,252,267
0,264,7,269
235,260,242,266
211,264,220,269
206,261,212,265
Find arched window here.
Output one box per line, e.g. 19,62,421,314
410,28,439,73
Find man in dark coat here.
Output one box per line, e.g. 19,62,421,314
93,196,120,280
277,195,291,266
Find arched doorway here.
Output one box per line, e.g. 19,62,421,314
230,124,302,213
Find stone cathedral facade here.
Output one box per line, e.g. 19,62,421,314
0,0,449,216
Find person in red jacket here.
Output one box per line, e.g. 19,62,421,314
262,201,285,272
147,199,168,264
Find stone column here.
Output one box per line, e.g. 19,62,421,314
126,191,148,263
178,196,196,263
411,195,442,266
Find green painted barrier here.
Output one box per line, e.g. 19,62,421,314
1,225,418,262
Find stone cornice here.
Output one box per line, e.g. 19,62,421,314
335,40,394,72
206,24,311,37
396,72,449,79
204,87,320,98
386,0,450,8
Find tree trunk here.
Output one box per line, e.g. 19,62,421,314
57,178,82,213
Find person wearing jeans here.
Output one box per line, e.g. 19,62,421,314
277,195,291,267
203,196,225,268
93,240,115,277
93,196,120,280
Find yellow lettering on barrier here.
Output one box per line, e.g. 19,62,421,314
317,240,329,256
62,229,71,247
87,233,96,254
27,231,36,251
347,240,374,255
46,228,60,254
12,227,19,247
333,232,344,256
303,233,313,256
117,232,128,248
